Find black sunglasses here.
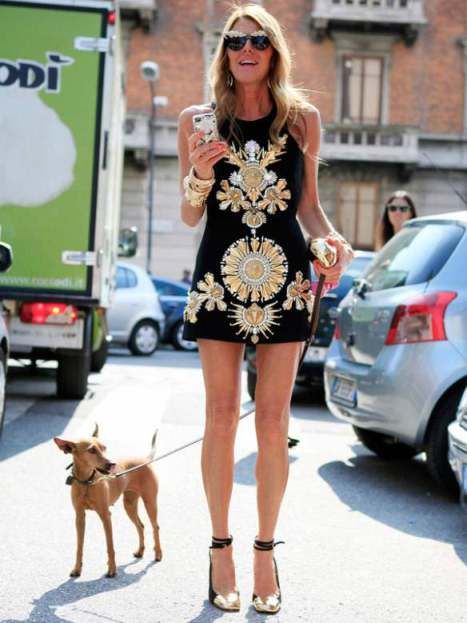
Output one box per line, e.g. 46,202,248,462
388,204,410,213
224,30,271,51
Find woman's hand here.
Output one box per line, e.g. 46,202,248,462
188,131,229,180
312,234,354,287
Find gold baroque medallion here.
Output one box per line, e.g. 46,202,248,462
228,301,282,344
216,136,291,232
221,236,288,303
183,272,227,323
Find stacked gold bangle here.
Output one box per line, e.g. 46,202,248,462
183,166,214,208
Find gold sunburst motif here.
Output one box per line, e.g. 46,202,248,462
221,237,288,303
228,302,282,344
217,135,290,231
183,273,227,323
282,271,314,312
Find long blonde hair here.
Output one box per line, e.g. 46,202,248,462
208,3,317,152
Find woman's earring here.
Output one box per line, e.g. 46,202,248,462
267,78,272,89
226,72,234,88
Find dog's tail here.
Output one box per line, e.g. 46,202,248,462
148,429,158,460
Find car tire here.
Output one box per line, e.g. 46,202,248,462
0,350,7,439
247,368,256,401
171,320,197,351
353,426,419,460
425,388,462,495
128,320,159,356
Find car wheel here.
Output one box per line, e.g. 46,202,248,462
425,388,463,495
247,368,256,401
172,320,197,351
128,320,159,356
353,426,419,460
0,350,6,439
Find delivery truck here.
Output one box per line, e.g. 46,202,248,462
0,0,127,398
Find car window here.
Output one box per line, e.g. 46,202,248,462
116,267,137,289
363,223,464,292
126,268,137,288
154,280,187,296
116,267,127,289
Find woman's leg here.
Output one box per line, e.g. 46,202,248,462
198,338,245,596
253,341,303,598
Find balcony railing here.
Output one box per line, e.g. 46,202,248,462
310,0,427,45
321,123,419,164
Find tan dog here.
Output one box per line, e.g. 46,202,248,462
54,425,162,578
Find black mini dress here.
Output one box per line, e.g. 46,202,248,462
182,105,312,345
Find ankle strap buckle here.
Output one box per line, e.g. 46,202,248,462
210,535,233,549
254,538,285,551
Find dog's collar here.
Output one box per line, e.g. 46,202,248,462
65,469,97,486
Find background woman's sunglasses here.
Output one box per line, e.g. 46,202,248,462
388,204,410,213
224,30,271,51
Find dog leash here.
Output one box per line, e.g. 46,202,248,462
297,238,338,370
64,405,257,484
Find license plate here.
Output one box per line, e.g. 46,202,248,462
304,346,327,363
9,317,84,349
331,375,357,405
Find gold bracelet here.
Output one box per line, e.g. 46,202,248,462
183,175,210,208
189,166,214,189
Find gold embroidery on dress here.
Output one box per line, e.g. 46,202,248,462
183,272,227,323
282,271,315,320
228,301,282,344
221,236,288,303
216,136,291,232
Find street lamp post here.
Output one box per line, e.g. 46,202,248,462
140,61,160,274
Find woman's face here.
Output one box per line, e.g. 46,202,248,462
226,17,274,87
386,197,412,230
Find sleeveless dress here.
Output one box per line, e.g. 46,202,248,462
182,105,313,345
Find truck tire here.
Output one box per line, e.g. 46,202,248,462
57,353,91,399
91,336,108,373
353,426,418,460
425,388,462,495
128,320,159,356
0,351,7,440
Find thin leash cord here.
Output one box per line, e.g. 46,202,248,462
112,406,256,479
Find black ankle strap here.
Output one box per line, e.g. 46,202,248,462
210,535,233,549
254,538,285,551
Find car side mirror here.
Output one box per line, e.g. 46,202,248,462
118,227,138,258
0,242,13,273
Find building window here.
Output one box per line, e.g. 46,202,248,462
337,182,379,249
342,55,383,125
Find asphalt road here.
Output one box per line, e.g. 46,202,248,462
0,345,466,623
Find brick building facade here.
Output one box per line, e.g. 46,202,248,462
119,0,467,278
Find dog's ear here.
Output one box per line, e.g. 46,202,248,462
92,423,99,438
54,437,76,454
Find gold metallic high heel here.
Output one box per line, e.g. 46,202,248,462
209,535,241,612
252,538,285,614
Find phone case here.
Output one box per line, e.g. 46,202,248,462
193,112,219,143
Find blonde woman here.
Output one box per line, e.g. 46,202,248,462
177,3,353,614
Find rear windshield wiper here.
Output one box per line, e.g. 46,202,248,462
353,278,372,299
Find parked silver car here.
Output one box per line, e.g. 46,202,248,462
324,211,467,493
107,262,165,356
448,387,467,504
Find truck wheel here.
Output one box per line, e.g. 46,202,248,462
129,320,159,356
172,320,197,351
425,389,462,495
247,368,257,401
353,426,418,460
91,336,108,373
0,351,7,439
57,353,91,399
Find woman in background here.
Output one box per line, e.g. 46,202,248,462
375,190,418,250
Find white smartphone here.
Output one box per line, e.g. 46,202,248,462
193,111,219,144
